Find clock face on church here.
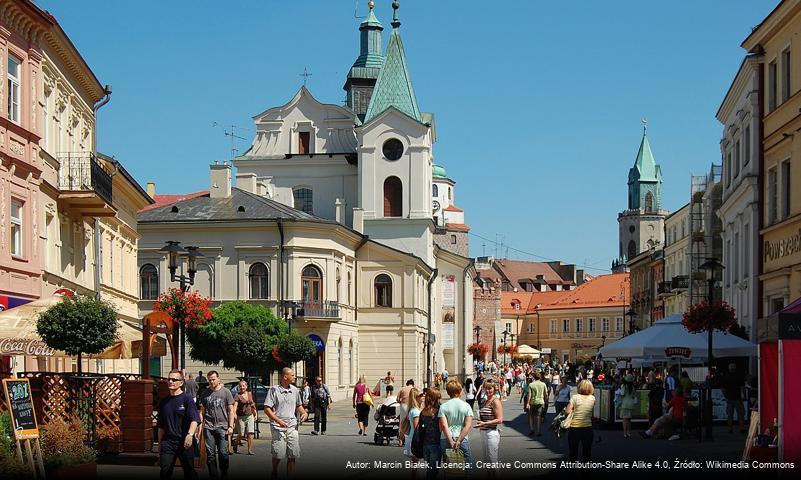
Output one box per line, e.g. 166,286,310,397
382,138,404,161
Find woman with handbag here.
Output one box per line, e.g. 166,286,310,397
353,375,372,436
474,379,503,479
564,379,596,461
416,388,442,480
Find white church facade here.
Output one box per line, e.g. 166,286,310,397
138,2,473,397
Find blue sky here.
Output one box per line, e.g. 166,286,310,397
40,0,776,272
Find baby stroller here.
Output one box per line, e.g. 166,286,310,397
373,401,401,445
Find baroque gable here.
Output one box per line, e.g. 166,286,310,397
246,87,358,157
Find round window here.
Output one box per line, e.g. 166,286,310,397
628,226,635,233
382,138,404,161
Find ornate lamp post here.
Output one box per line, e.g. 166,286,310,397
699,257,724,442
501,329,510,366
473,325,482,345
625,308,637,336
159,240,204,370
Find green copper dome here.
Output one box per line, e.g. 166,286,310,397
433,164,447,178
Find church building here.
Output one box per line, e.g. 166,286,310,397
613,124,669,272
138,2,474,395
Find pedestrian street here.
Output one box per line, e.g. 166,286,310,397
99,387,747,480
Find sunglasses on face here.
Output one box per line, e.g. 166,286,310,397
167,378,182,382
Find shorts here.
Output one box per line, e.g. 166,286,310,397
238,414,255,435
619,408,632,420
270,427,300,460
529,404,545,417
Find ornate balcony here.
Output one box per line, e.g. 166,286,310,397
296,300,340,319
57,153,115,216
657,281,673,297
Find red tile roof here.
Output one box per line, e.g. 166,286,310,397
501,291,534,314
443,205,463,212
139,191,209,212
491,259,569,287
536,273,630,311
445,223,470,231
525,291,570,313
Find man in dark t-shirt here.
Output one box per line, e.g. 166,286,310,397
721,363,746,434
158,369,201,480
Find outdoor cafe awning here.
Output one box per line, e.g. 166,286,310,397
0,295,166,359
599,314,757,360
516,344,541,356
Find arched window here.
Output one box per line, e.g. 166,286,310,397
347,272,352,305
302,265,323,307
644,191,654,213
627,240,637,260
337,338,343,386
348,339,354,385
140,264,158,300
249,262,269,299
293,187,313,214
374,273,392,307
383,177,402,217
336,268,341,304
432,184,438,197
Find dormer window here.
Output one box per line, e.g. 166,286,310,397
298,131,310,154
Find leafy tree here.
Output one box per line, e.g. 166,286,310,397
187,301,315,377
36,296,119,373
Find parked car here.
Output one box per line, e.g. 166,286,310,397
224,381,269,409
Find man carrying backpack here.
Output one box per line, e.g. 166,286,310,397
310,376,332,435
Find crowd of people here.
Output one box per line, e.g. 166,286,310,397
152,358,753,479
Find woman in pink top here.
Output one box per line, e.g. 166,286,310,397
352,375,371,436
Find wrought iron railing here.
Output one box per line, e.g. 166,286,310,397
58,152,113,204
297,300,340,318
657,281,673,295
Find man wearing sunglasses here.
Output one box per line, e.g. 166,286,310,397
157,369,200,480
264,367,307,479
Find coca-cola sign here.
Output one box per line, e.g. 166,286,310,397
0,338,56,356
665,347,692,358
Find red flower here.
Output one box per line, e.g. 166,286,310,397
682,301,737,333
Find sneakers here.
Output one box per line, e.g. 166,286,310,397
311,431,319,435
321,431,326,435
668,434,681,441
639,431,651,439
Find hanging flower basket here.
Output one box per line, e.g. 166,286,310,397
496,344,517,355
467,342,489,358
153,288,212,328
682,301,737,333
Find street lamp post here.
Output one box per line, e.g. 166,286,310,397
501,329,509,366
699,257,724,443
159,241,204,370
625,308,637,336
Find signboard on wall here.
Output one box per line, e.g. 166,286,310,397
307,334,325,352
442,276,456,307
442,324,454,350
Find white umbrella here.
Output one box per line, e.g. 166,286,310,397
516,344,541,356
599,314,757,360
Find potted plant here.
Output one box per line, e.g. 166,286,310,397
95,423,122,454
0,412,29,479
36,295,119,373
39,416,97,479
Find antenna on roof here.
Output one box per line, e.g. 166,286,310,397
212,122,247,161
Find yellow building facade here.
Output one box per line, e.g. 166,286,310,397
742,0,801,316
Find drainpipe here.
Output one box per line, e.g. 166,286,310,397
461,260,473,378
278,219,285,319
92,85,112,299
426,268,438,388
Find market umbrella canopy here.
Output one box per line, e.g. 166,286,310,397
516,344,541,356
0,295,165,359
599,314,757,360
